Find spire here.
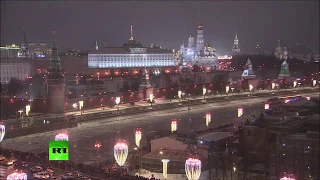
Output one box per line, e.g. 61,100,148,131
52,30,57,48
235,31,238,40
23,28,27,45
130,25,134,40
95,40,99,51
278,40,281,47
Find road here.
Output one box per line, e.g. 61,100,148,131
1,91,318,165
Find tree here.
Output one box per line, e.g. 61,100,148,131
7,78,23,97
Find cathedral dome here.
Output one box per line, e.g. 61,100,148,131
122,39,143,48
197,22,203,30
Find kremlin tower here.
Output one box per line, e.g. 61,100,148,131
18,28,30,58
232,31,240,55
196,22,204,55
47,31,65,114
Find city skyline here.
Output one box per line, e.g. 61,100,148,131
1,1,319,53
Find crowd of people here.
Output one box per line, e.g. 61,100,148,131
1,148,159,180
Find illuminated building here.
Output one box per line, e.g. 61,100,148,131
0,44,20,58
179,22,219,68
47,31,65,114
256,41,261,54
241,58,256,80
274,40,289,60
0,59,33,84
278,60,291,79
88,26,175,68
28,43,51,58
232,31,240,55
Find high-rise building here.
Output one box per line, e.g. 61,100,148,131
47,31,65,114
232,31,240,55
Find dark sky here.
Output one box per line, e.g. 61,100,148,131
1,1,319,53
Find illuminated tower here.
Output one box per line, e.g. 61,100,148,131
274,40,283,59
232,31,240,55
278,60,290,79
139,68,153,100
95,40,99,51
256,41,261,54
196,22,204,55
188,33,195,49
18,28,30,58
47,31,65,114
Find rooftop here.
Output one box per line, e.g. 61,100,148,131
89,47,172,54
142,150,189,162
198,132,233,142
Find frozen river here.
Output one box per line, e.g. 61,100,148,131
1,92,317,164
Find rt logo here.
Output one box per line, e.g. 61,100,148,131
49,140,69,161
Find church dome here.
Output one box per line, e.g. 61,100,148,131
197,22,203,30
205,41,211,48
122,39,143,48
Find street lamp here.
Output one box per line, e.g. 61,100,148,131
205,113,211,127
0,123,5,143
114,140,128,167
18,110,23,118
178,88,182,102
25,105,31,116
231,87,234,97
7,172,28,180
171,119,177,133
135,129,142,148
149,93,154,109
79,100,84,110
115,96,120,112
238,108,243,117
226,85,230,96
162,159,170,180
272,82,276,92
306,96,310,101
264,103,270,110
202,86,206,100
313,80,317,87
185,158,201,180
293,81,297,88
95,141,102,159
249,84,254,95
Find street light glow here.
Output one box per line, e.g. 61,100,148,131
226,86,229,93
171,119,177,133
272,82,276,89
0,123,5,143
161,159,170,180
135,129,142,148
185,158,201,180
114,140,128,167
25,105,31,116
55,131,68,141
264,103,269,110
7,172,27,180
205,113,211,127
79,100,84,110
238,108,243,117
115,96,120,105
293,81,297,88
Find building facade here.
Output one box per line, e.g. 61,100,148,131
0,44,20,59
0,59,33,84
88,26,175,68
28,43,51,58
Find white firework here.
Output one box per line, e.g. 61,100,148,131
185,158,201,180
114,141,128,167
0,123,5,143
55,131,68,141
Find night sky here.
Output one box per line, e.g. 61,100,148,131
1,1,319,54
